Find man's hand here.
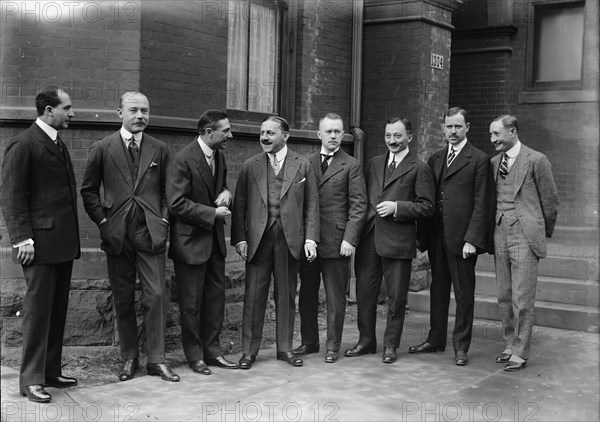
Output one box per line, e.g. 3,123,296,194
304,241,317,262
462,242,476,259
340,240,355,257
236,242,248,261
17,244,35,265
376,201,397,218
215,206,231,219
215,189,232,207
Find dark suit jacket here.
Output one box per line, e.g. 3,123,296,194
81,131,170,255
307,149,367,258
420,141,495,255
231,148,319,261
491,144,559,258
166,140,228,265
1,123,80,264
362,150,435,259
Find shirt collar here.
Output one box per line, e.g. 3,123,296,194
197,136,215,157
269,145,288,163
448,138,468,154
388,147,409,165
320,146,339,158
505,140,521,158
120,127,143,145
35,118,58,141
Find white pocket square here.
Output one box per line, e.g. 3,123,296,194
149,162,158,168
298,178,306,183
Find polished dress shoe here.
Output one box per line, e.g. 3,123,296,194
45,375,77,388
238,354,256,370
408,342,445,354
146,362,180,382
277,351,303,367
292,343,320,356
344,343,376,357
324,350,338,363
189,360,211,375
21,385,51,403
206,356,238,369
455,350,468,366
119,358,139,382
495,353,512,363
504,359,527,371
382,347,397,364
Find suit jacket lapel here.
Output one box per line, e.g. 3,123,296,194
513,148,530,197
136,136,156,189
214,150,225,193
107,133,135,188
384,152,415,188
281,153,299,199
444,142,472,180
34,125,65,163
191,141,215,198
253,154,268,206
321,154,344,185
373,154,386,190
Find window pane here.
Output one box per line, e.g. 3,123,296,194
227,2,249,110
534,4,584,82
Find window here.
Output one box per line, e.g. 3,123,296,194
227,0,283,114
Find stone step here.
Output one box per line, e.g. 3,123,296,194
474,271,600,307
407,290,600,333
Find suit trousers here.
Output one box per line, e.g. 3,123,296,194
242,221,299,355
106,216,167,363
298,256,350,351
174,234,225,363
19,261,73,388
427,219,477,352
494,218,539,360
354,230,412,349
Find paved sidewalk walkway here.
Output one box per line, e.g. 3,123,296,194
2,311,598,422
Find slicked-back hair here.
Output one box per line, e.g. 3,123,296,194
444,107,469,124
319,113,343,126
197,109,229,133
118,91,147,109
492,114,519,133
262,115,289,133
35,86,62,116
386,117,413,136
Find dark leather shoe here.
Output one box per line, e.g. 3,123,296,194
146,362,180,382
324,350,338,363
496,353,512,363
344,343,376,357
455,350,468,366
293,343,320,356
277,351,303,366
408,342,446,354
21,385,51,403
206,356,238,369
189,360,211,375
45,375,77,388
238,354,256,370
119,358,139,382
504,360,527,371
382,347,397,364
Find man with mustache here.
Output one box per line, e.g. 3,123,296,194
410,107,495,366
345,117,434,363
231,115,319,369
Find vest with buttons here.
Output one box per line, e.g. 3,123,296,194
267,156,285,229
496,162,518,226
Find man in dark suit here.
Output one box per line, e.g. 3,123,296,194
231,116,319,369
81,91,178,382
1,87,80,402
167,109,238,375
409,107,495,366
345,117,435,364
489,115,558,371
293,113,367,363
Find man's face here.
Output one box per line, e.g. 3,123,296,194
118,93,149,134
204,118,233,150
260,120,288,154
489,120,517,153
443,113,469,145
384,121,412,154
318,117,344,154
48,90,74,130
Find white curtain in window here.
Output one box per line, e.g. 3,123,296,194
227,2,248,110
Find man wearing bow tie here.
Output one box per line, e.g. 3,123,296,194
293,113,367,363
231,116,319,369
410,107,495,366
81,92,178,382
1,87,80,403
167,109,238,375
345,117,434,364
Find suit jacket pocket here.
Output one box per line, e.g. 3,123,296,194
174,220,195,236
32,218,53,229
336,221,347,230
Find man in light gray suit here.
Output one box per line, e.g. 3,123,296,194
489,115,559,371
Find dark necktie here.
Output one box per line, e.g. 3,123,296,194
129,141,140,182
387,156,396,177
321,154,333,174
499,153,509,179
447,147,456,167
206,153,215,176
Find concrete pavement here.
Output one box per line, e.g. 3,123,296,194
2,311,598,422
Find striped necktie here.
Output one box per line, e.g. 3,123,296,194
499,153,509,179
447,147,456,167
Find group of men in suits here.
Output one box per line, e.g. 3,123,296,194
1,87,558,403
